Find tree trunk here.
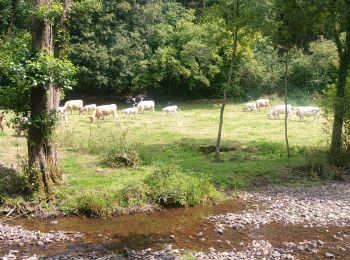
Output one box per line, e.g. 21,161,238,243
215,22,239,161
27,0,61,195
284,55,291,158
330,11,350,165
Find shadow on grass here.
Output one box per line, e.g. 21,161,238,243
0,166,28,200
138,138,332,190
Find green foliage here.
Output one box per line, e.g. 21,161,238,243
273,0,329,48
68,0,223,98
287,38,338,94
71,0,102,13
0,32,31,113
0,33,76,115
27,52,76,89
35,1,63,23
0,0,32,33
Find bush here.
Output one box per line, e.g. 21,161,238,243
144,164,222,207
317,83,350,165
103,146,140,168
74,191,116,216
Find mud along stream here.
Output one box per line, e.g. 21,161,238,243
1,183,350,259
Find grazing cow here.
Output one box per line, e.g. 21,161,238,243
122,107,138,116
89,104,117,122
162,105,178,115
255,99,270,111
294,106,321,122
80,104,97,114
243,102,257,112
137,100,155,113
63,100,84,114
268,104,292,120
0,112,4,132
57,106,68,127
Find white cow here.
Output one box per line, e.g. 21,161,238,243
294,106,321,122
255,99,270,111
243,102,257,112
57,106,68,127
268,104,292,120
137,100,155,113
89,104,117,122
63,100,83,114
80,104,96,114
122,107,138,116
162,105,178,115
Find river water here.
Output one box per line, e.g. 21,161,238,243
3,198,350,259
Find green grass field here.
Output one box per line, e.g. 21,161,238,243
0,101,331,216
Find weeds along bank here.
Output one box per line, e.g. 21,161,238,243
0,102,333,217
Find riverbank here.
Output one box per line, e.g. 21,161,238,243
1,182,349,259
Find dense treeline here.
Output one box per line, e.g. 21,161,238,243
66,0,338,100
0,0,339,101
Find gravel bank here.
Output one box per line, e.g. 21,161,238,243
0,222,82,259
209,183,350,230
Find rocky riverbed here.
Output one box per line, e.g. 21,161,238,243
0,223,83,259
1,182,350,259
209,182,350,230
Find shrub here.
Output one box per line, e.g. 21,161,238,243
144,164,221,207
103,146,140,168
74,191,116,216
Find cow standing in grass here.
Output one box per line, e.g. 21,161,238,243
89,104,118,122
294,106,321,122
137,100,155,113
268,105,292,120
255,99,270,111
243,102,257,112
64,100,84,114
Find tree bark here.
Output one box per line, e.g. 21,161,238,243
330,9,350,165
284,55,291,158
215,1,239,161
28,0,61,195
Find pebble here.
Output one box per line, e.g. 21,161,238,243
325,252,335,258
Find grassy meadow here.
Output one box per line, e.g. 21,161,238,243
0,101,331,216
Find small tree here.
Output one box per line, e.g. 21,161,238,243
210,0,272,161
284,53,291,158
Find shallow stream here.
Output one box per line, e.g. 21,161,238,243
3,198,350,259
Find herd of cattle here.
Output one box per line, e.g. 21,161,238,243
243,98,321,121
0,97,321,135
56,98,178,126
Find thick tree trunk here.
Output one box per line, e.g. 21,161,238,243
330,51,350,164
330,12,350,165
28,0,61,195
